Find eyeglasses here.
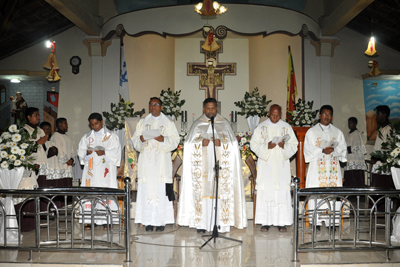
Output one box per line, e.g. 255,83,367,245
149,103,161,106
321,113,332,117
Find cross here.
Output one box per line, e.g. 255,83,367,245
187,41,236,101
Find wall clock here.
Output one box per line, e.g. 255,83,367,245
70,56,81,74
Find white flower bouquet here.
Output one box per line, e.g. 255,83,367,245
287,98,319,127
159,88,185,120
371,125,400,173
0,124,38,170
234,87,272,118
235,131,255,158
102,101,142,130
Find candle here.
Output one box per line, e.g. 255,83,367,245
181,111,187,122
231,111,237,122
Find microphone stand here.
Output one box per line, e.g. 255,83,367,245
200,117,242,249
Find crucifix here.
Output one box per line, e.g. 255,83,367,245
187,41,236,101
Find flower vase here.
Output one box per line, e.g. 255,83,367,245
0,167,25,244
166,115,175,121
247,116,260,132
391,167,400,190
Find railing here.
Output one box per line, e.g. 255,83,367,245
292,177,400,262
0,177,132,262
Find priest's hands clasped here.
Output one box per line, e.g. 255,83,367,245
202,138,221,147
268,141,284,149
322,147,334,154
86,150,105,156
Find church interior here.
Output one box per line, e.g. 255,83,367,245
2,0,400,266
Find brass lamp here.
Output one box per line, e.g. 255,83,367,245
194,0,227,16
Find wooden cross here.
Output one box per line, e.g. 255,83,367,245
187,41,236,101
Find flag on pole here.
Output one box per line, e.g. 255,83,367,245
286,46,297,121
119,46,130,102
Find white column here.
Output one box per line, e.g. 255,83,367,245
91,55,103,113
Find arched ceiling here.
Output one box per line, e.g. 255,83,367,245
2,0,400,61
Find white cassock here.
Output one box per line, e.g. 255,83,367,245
50,132,75,179
132,113,179,227
250,119,298,226
177,114,247,233
77,127,121,225
304,123,347,226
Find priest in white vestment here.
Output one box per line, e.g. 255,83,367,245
177,98,247,233
304,105,347,228
77,113,121,227
250,104,298,232
132,97,179,232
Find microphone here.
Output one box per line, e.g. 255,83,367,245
210,116,214,126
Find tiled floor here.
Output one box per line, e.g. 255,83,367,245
1,219,400,267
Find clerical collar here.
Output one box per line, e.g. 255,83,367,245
26,122,37,129
319,123,331,131
94,128,103,136
151,114,161,120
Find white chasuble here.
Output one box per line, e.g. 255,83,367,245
177,114,247,233
304,123,347,188
250,119,298,226
77,128,121,225
132,113,179,226
304,123,347,226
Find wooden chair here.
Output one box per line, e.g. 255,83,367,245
245,155,257,226
172,155,183,222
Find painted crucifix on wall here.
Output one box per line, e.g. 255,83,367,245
187,39,236,101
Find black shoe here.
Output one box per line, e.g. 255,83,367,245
145,225,153,232
155,226,165,232
197,229,206,233
316,226,321,231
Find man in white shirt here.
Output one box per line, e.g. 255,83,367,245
250,104,298,232
132,97,179,232
304,105,347,229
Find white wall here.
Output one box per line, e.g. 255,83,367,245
0,27,92,148
331,27,400,136
175,37,249,132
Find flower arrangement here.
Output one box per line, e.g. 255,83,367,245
370,125,400,173
0,124,38,170
159,88,186,120
234,87,272,118
235,131,255,158
102,101,142,130
287,98,319,127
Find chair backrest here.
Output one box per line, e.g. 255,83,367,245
172,155,183,178
245,155,257,180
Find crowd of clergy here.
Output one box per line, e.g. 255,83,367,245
20,97,393,233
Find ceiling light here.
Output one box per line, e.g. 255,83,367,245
46,40,52,48
194,0,227,16
11,78,20,83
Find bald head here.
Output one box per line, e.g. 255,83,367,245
269,104,282,124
